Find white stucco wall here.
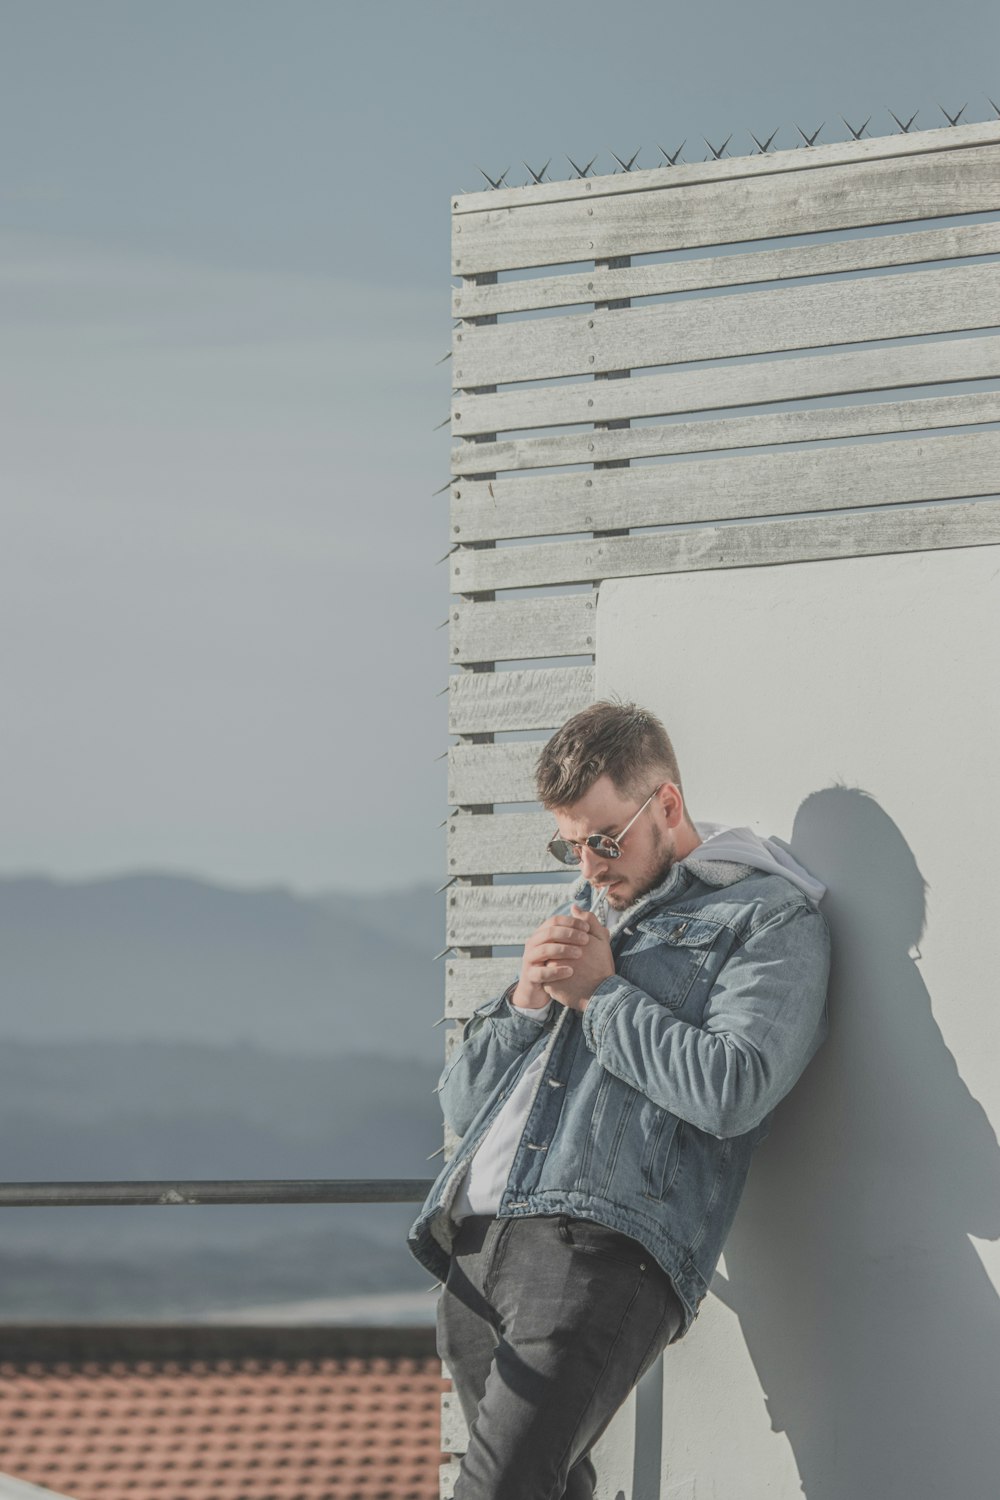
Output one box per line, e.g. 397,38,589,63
593,545,1000,1500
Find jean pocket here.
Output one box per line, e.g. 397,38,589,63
559,1216,648,1270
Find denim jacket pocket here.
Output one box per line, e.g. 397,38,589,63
622,913,725,1015
641,1108,684,1200
575,1069,638,1198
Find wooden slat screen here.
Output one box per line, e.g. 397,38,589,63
453,264,1000,386
453,332,1000,434
451,135,1000,274
443,122,1000,1062
439,120,1000,1494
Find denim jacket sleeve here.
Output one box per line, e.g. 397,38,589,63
436,988,552,1139
580,900,830,1138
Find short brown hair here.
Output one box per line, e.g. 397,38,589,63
535,700,683,809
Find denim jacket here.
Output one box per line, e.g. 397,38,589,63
408,853,830,1333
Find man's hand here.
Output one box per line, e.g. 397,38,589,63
511,905,614,1014
511,907,596,1011
543,907,614,1011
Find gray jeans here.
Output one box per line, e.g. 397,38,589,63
438,1214,685,1500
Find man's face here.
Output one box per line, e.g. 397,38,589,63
551,774,679,911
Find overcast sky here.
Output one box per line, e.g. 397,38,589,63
1,0,996,893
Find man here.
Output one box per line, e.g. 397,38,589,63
409,701,830,1499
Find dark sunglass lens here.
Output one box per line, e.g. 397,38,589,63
591,836,622,859
548,839,581,866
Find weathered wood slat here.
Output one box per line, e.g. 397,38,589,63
449,666,595,733
452,333,1000,436
452,121,1000,216
443,1024,464,1062
452,143,1000,274
441,1454,462,1496
453,220,1000,317
444,1022,465,1067
451,430,1000,547
451,497,1000,593
452,391,1000,477
449,742,543,805
451,594,596,662
453,262,1000,387
441,1392,469,1456
447,885,561,947
448,811,561,876
445,957,522,1016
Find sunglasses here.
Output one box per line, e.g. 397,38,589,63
547,785,664,867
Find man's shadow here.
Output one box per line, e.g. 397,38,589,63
708,786,1000,1498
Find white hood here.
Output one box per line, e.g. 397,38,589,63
686,821,826,903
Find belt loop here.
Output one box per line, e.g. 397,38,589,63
557,1214,571,1243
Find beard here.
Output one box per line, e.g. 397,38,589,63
602,822,678,910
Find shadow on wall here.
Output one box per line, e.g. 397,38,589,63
711,786,1000,1499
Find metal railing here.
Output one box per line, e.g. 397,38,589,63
0,1178,435,1207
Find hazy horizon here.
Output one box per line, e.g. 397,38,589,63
0,863,440,900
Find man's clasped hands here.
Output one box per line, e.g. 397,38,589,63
511,905,615,1014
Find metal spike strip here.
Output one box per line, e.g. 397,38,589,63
703,133,733,160
476,164,511,190
841,114,871,140
795,122,825,148
566,154,598,179
749,128,780,154
468,102,1000,186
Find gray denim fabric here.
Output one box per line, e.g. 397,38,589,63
439,1214,684,1500
411,859,830,1330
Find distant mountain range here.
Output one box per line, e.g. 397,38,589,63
0,873,445,1060
0,875,458,1319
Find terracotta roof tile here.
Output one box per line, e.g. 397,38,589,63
0,1350,445,1500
